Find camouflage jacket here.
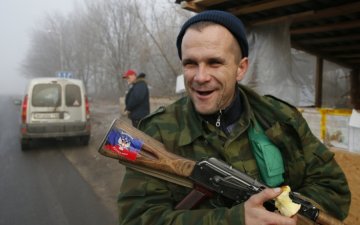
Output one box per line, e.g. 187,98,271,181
118,84,350,225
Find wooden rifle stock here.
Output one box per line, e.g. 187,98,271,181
98,119,196,176
316,211,345,225
98,119,196,188
98,118,344,225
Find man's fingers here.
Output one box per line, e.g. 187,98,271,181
248,188,282,206
261,209,297,225
244,188,298,225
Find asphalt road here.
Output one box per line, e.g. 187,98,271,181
0,95,124,225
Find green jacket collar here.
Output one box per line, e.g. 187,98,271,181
177,85,255,147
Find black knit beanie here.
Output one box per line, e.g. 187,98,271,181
176,10,248,59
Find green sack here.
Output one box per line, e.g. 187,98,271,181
248,121,284,187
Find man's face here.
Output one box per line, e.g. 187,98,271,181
181,24,248,115
125,74,136,84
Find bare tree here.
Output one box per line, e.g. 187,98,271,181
85,0,145,95
22,13,67,78
22,0,193,98
131,0,192,95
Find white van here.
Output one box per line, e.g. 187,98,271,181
20,77,91,150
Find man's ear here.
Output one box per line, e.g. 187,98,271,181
236,57,248,81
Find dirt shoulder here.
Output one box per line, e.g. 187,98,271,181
61,99,124,219
332,148,360,225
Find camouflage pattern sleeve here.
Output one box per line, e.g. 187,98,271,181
291,109,351,220
252,93,350,220
118,169,245,225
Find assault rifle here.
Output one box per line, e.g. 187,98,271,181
98,119,344,225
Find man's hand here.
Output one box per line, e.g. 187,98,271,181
244,188,297,225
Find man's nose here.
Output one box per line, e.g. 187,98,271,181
194,64,211,83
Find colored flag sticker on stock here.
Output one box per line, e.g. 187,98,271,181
104,128,143,161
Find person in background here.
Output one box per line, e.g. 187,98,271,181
118,11,350,225
122,69,150,127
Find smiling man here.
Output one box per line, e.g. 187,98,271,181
117,10,350,225
181,23,247,116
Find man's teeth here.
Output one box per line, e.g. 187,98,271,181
198,91,212,95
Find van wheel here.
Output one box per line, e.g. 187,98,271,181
79,135,90,146
21,139,31,151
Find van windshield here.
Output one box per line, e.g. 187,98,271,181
32,84,61,107
65,84,82,107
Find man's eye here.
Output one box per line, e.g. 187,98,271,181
208,59,223,66
210,62,222,67
183,61,196,67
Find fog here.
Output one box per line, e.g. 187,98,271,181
0,0,81,95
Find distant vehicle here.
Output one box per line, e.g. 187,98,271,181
20,77,91,150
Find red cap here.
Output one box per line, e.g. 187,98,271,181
123,69,136,78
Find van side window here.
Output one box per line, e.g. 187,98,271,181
32,84,61,107
66,84,82,107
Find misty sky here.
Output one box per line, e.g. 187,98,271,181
0,0,81,95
